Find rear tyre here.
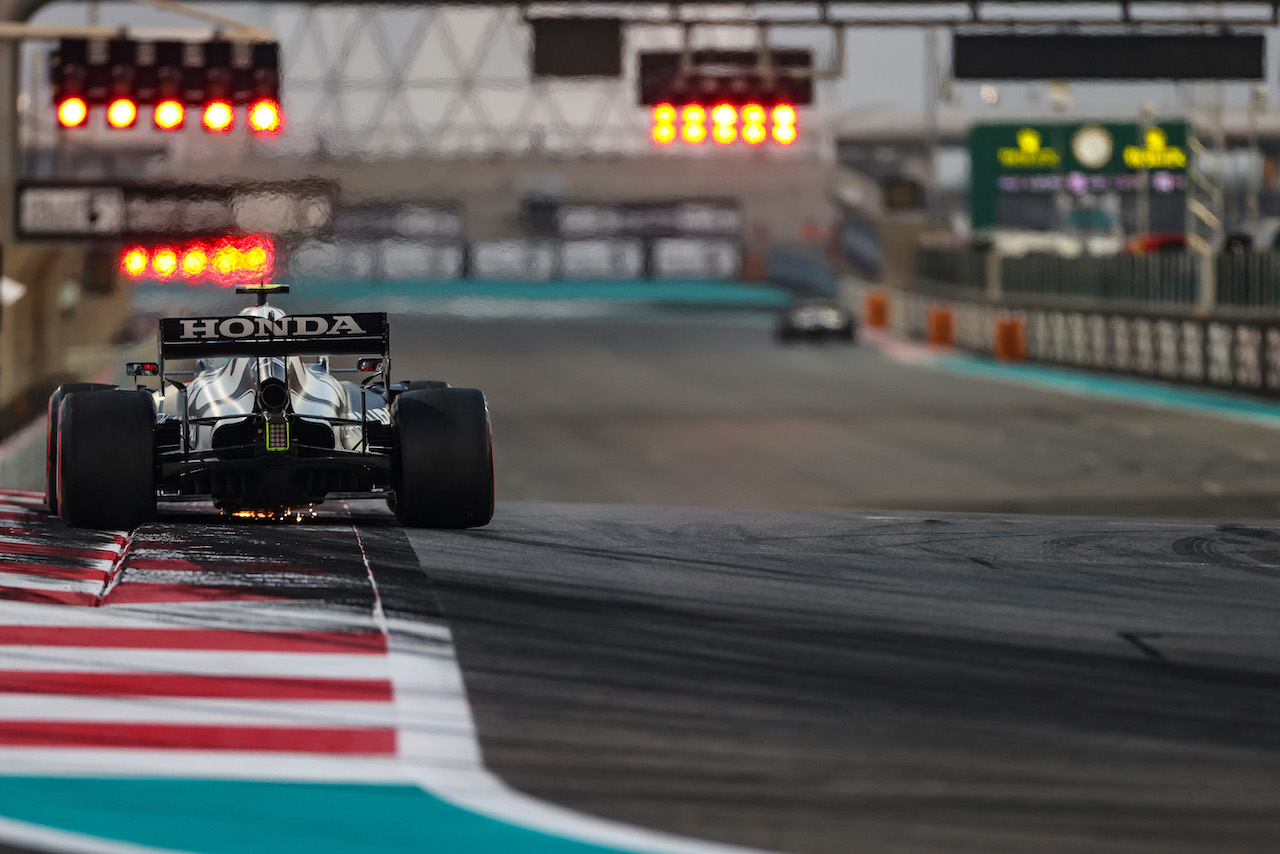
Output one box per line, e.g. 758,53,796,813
390,388,493,528
45,382,115,513
58,390,156,530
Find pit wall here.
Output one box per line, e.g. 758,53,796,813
848,278,1280,401
1,245,135,440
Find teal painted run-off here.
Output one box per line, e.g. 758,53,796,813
938,353,1280,428
0,777,639,854
136,279,793,308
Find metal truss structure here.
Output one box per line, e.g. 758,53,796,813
20,0,1278,163
256,3,838,158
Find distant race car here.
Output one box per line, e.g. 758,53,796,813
46,285,493,530
775,300,857,343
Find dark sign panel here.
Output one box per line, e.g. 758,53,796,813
968,121,1189,228
554,199,741,238
16,180,337,241
953,34,1265,81
532,18,622,78
637,49,813,106
161,312,388,358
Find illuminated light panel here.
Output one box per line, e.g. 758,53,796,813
651,102,677,147
680,105,706,124
771,103,798,146
681,121,707,145
151,248,178,279
154,99,184,130
202,100,234,133
248,98,283,134
116,235,275,285
710,102,737,146
106,98,137,129
121,248,149,279
652,103,675,124
180,245,209,277
680,104,707,145
647,100,798,147
209,235,275,286
56,97,88,128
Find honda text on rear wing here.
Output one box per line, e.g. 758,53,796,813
159,312,389,360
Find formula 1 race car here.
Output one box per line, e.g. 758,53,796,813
775,299,857,343
46,285,493,530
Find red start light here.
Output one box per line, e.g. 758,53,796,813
106,98,137,129
202,101,234,133
57,97,88,128
151,247,179,279
154,100,185,130
121,247,149,279
209,235,275,286
248,99,283,134
116,235,274,285
180,244,210,277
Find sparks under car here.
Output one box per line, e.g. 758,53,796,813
46,286,494,530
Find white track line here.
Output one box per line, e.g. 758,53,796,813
0,648,392,677
350,528,776,854
0,698,402,727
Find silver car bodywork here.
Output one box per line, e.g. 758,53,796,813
145,302,397,511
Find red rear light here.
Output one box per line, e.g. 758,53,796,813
106,98,137,129
248,99,282,134
154,99,184,130
202,101,234,133
57,97,88,128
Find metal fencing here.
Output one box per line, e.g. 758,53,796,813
893,289,1280,398
914,246,1280,312
915,246,987,293
1001,253,1199,305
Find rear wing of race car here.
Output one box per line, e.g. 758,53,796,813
159,312,389,360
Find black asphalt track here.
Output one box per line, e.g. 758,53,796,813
408,503,1280,854
384,312,1280,853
